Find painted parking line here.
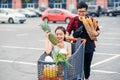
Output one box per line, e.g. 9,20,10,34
1,45,44,51
0,42,120,51
0,52,119,67
98,37,120,40
94,52,120,56
0,29,13,31
91,55,120,67
99,26,103,28
0,59,36,66
16,33,29,36
103,32,120,35
97,43,120,46
92,69,120,74
0,45,120,74
0,59,119,74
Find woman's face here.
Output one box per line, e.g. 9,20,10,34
78,8,87,17
55,29,65,42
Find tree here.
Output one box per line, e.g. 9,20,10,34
54,0,61,3
25,0,30,3
88,0,93,2
1,0,7,3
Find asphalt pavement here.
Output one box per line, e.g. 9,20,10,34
0,16,120,80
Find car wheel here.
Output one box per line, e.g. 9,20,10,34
91,13,96,17
53,21,56,23
104,13,107,16
20,22,24,24
25,14,30,18
43,18,49,23
96,14,100,17
108,13,113,16
65,18,70,24
8,18,14,24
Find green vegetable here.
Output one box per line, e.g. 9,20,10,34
40,21,51,32
54,51,71,67
48,33,59,45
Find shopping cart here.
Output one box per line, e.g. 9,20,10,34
37,38,86,80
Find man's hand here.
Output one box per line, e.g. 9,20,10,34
65,32,70,40
88,30,100,37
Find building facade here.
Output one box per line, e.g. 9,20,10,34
0,0,120,9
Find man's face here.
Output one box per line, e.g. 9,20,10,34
77,8,87,17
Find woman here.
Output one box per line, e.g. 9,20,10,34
45,26,71,59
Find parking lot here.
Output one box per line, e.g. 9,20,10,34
0,16,120,80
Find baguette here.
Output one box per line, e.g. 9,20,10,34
82,17,97,40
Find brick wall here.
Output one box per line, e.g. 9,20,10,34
12,0,22,9
96,0,108,8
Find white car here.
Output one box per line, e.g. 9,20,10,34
0,8,26,24
16,9,37,17
26,8,42,17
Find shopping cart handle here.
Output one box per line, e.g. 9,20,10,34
81,39,86,44
67,37,86,44
67,37,77,41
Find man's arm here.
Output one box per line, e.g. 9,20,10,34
66,17,75,35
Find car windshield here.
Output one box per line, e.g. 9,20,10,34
62,9,71,14
4,9,15,13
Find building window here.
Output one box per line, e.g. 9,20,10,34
108,0,120,7
48,0,66,9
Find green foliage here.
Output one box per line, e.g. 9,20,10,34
39,21,58,45
54,51,71,67
25,0,30,3
1,0,7,3
40,20,51,32
54,0,61,3
87,0,93,2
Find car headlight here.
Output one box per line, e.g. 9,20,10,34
14,16,20,18
107,10,112,12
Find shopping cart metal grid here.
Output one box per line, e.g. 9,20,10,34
37,38,85,80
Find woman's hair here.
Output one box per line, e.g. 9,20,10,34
55,26,66,41
55,26,66,34
77,1,88,10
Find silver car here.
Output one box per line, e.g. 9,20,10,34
16,9,37,17
0,8,26,24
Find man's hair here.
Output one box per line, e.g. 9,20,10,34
77,1,88,10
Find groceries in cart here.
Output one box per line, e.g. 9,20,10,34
38,38,85,80
38,49,71,80
38,21,85,80
39,20,58,45
37,38,86,80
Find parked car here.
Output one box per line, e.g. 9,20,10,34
16,9,37,17
26,8,42,17
71,9,78,14
106,8,120,16
42,8,77,23
71,5,102,17
87,5,102,17
0,8,26,24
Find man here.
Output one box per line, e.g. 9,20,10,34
66,1,100,80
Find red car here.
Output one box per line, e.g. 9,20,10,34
41,8,77,23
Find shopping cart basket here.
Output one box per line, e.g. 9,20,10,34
37,38,86,80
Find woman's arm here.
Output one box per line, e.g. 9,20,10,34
44,32,53,54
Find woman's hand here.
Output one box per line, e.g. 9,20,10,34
44,31,51,38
